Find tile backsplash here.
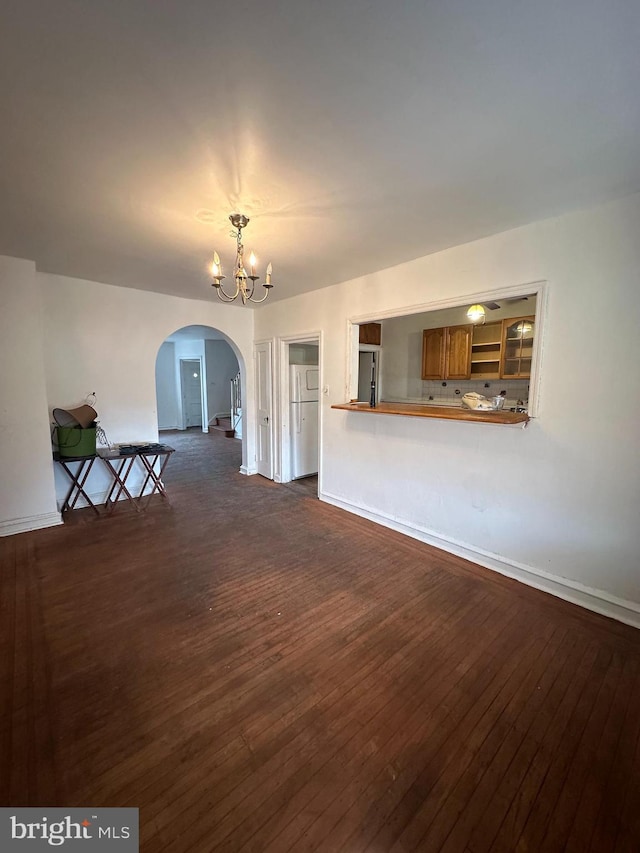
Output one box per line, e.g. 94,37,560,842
390,379,530,409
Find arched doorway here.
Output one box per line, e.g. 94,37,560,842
154,323,244,451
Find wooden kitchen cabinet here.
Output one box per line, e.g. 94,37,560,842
470,321,502,379
501,315,535,378
446,325,473,379
359,322,382,345
422,324,472,380
421,327,446,379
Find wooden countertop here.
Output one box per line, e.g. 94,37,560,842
331,401,530,425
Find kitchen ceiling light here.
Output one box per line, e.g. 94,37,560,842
210,214,273,305
466,304,486,324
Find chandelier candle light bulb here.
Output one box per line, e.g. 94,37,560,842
210,214,274,304
211,251,223,279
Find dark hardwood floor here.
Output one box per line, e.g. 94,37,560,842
1,429,639,852
283,473,318,499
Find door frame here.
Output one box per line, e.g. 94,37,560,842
357,344,383,403
179,356,208,432
276,332,322,488
253,339,275,479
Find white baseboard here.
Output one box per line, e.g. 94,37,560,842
320,491,640,630
0,511,63,537
240,465,258,476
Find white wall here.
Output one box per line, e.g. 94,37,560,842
0,257,60,534
155,341,179,429
35,272,255,509
174,338,205,361
256,194,640,626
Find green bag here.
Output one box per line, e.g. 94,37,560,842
56,426,97,458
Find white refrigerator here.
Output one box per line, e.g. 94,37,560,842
290,365,319,479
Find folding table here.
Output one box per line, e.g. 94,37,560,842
53,452,100,515
98,445,175,513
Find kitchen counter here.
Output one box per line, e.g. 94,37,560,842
331,401,529,425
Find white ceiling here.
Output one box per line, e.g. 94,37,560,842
1,0,639,304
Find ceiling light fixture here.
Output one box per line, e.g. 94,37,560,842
466,304,486,324
210,214,273,304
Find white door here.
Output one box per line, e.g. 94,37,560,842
180,359,203,428
291,400,319,478
255,342,273,478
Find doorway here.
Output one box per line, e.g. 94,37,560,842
154,324,251,476
357,350,379,404
255,341,274,479
277,335,321,492
180,359,204,428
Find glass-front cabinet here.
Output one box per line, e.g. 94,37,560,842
501,315,535,378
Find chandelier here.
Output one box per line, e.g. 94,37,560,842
210,214,273,304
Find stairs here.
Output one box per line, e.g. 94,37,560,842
210,416,235,438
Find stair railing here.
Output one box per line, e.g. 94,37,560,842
230,372,242,430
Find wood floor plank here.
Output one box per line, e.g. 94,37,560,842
455,635,603,853
611,705,640,853
276,612,536,853
132,570,466,822
0,537,17,805
358,620,563,853
506,645,626,853
1,429,639,853
429,627,591,853
317,612,558,852
152,575,499,850
476,642,612,853
560,657,640,852
227,591,511,852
